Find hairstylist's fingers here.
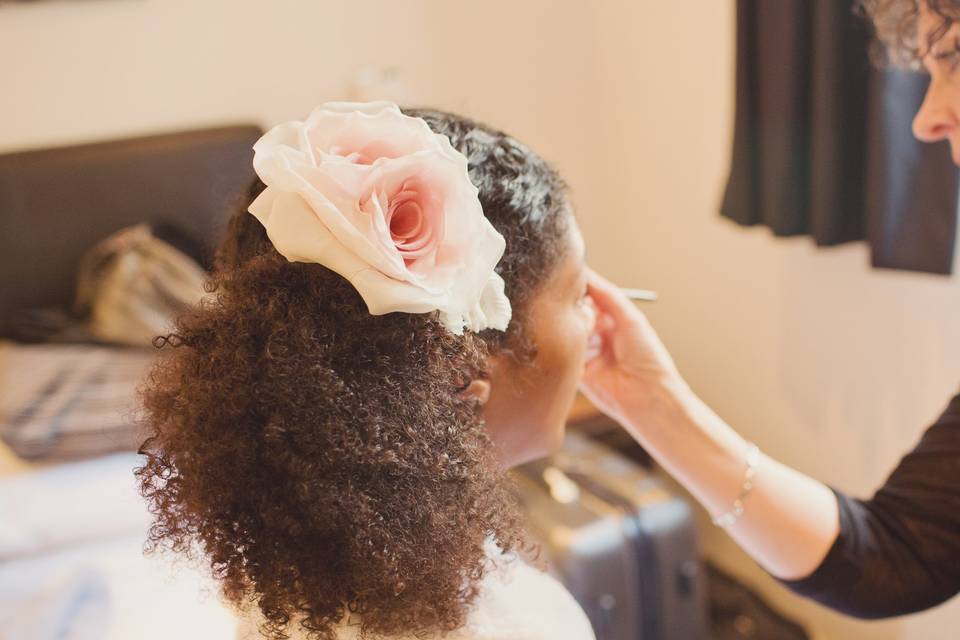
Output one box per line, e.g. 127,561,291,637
586,268,660,341
595,312,616,335
585,268,637,324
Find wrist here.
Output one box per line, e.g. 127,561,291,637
619,376,745,457
620,373,695,426
617,378,754,517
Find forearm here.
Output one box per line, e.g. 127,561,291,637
622,381,840,580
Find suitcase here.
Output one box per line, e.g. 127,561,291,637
512,432,708,640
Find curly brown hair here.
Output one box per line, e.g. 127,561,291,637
135,108,571,640
860,0,960,67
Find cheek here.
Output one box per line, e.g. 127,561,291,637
483,304,595,465
532,304,595,404
934,72,960,114
947,81,960,120
558,300,597,362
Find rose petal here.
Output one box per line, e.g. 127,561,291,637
250,191,376,287
304,102,445,165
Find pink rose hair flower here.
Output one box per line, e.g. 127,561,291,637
247,102,512,335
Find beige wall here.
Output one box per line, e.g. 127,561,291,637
3,1,960,638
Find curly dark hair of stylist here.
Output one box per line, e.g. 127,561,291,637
860,0,960,67
134,109,571,640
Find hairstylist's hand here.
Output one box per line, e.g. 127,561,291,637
580,269,687,428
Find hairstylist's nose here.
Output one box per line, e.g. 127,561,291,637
913,77,959,144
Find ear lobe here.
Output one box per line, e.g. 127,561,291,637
459,378,492,405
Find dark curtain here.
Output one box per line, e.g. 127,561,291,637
721,0,959,275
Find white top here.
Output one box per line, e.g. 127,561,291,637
236,539,596,640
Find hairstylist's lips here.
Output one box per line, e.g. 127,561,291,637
947,137,960,166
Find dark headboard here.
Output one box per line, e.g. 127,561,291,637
0,125,262,337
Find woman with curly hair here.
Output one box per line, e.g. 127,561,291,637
136,103,597,640
580,0,960,621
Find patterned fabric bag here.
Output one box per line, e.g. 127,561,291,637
74,223,207,347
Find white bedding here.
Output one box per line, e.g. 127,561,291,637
0,450,239,640
0,452,147,560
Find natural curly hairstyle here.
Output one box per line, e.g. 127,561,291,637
134,108,571,640
860,0,960,67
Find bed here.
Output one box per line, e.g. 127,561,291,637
0,124,262,640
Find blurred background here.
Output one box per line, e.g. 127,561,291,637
2,1,960,639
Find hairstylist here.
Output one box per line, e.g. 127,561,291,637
580,0,960,619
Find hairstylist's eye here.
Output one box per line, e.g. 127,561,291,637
934,49,960,69
932,37,960,71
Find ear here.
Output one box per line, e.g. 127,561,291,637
459,378,492,405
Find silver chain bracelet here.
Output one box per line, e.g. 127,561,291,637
712,443,761,528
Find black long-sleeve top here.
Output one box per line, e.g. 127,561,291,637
780,392,960,618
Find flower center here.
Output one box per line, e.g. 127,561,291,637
390,200,423,241
386,182,435,263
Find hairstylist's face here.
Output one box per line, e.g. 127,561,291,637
481,218,596,469
914,3,960,164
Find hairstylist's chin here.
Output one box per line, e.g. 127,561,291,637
951,141,960,168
